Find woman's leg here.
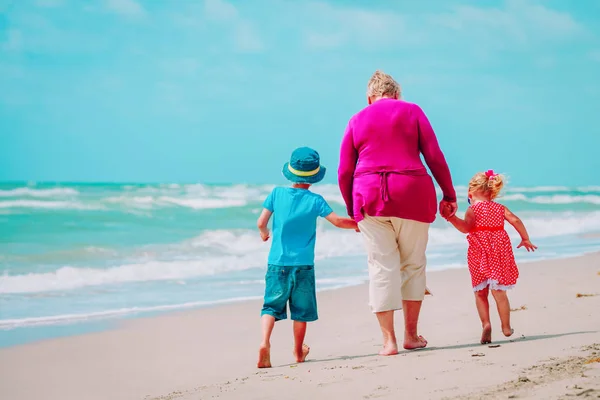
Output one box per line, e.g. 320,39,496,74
491,289,514,337
402,300,427,349
394,218,429,349
376,311,398,355
475,286,492,344
358,216,403,356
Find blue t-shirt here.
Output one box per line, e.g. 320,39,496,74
263,187,334,266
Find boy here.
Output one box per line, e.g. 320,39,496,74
257,147,358,368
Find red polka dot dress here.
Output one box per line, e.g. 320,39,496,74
467,201,519,291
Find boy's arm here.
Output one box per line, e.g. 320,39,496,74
504,206,537,251
447,208,475,234
325,212,359,230
257,209,272,242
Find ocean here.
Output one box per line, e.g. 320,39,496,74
1,182,599,347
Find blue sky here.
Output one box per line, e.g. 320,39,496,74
0,0,599,186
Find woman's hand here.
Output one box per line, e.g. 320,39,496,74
439,200,458,219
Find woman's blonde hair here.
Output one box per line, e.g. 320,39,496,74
469,170,505,200
367,70,401,99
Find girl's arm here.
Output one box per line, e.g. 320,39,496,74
447,208,475,234
325,212,359,231
257,209,273,242
504,206,537,252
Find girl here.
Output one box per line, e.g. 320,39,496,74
445,170,537,344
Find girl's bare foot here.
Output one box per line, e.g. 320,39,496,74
403,335,428,350
257,345,271,368
481,324,492,344
503,327,514,337
293,343,310,363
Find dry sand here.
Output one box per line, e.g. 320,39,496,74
1,253,599,400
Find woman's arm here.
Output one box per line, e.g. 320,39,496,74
504,206,537,251
447,208,475,234
415,105,456,205
338,121,358,218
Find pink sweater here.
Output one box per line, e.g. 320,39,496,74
338,98,456,224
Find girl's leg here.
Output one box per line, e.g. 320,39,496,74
491,289,514,337
292,321,310,362
475,286,492,344
257,314,275,368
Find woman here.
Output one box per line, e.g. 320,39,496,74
338,70,457,355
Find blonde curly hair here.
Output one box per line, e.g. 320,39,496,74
367,70,401,99
469,170,505,200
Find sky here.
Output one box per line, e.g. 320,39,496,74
0,0,599,186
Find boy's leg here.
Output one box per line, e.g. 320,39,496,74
491,289,514,337
289,266,317,363
475,286,492,344
258,265,291,368
292,321,309,363
258,314,275,368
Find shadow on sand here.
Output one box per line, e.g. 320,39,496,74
275,330,598,368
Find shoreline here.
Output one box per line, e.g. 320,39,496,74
3,249,599,342
1,253,599,399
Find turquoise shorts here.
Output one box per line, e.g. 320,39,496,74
261,265,318,322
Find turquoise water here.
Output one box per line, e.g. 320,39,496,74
1,182,600,347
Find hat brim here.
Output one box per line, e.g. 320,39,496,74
282,162,326,184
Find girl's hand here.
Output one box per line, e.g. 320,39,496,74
259,229,270,242
517,239,537,252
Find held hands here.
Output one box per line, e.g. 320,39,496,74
517,238,538,252
440,200,458,220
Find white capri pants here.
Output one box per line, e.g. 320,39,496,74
358,215,430,313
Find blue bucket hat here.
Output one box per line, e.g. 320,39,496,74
282,147,327,184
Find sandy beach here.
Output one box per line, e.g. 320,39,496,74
1,253,599,400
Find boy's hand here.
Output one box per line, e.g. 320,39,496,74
517,239,537,252
259,229,270,242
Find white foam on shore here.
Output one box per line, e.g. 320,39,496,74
0,187,79,198
0,296,261,330
1,184,599,212
0,200,102,210
2,210,599,294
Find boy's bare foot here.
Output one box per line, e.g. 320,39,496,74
403,335,428,350
481,324,492,344
503,327,514,337
257,345,271,368
293,343,310,363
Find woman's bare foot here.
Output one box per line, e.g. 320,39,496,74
481,324,492,344
403,335,428,350
257,345,271,368
293,343,310,363
379,341,399,356
503,327,514,337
